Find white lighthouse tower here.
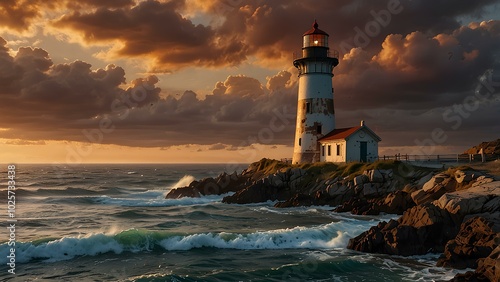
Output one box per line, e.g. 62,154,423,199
292,20,339,164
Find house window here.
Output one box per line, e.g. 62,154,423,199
306,102,311,114
317,125,322,134
336,144,341,156
321,145,325,156
327,145,331,156
298,138,301,146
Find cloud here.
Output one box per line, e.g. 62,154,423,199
52,0,248,71
0,38,297,147
1,0,500,152
4,139,46,145
3,0,495,71
334,21,500,111
208,143,227,150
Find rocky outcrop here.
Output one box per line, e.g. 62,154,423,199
348,181,500,281
166,171,249,199
347,203,459,255
166,158,499,280
450,245,500,282
410,170,494,206
272,192,328,208
271,168,419,211
437,215,500,270
464,138,500,155
334,190,415,215
222,167,307,204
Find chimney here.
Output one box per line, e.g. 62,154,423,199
361,120,365,126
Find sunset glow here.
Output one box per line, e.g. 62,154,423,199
1,0,499,163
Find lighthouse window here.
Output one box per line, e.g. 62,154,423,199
317,125,322,134
298,138,301,146
303,34,328,48
306,102,311,113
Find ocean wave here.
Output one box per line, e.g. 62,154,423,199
171,175,196,189
0,221,368,264
3,187,100,197
94,193,233,207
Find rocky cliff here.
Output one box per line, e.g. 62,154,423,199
464,138,500,155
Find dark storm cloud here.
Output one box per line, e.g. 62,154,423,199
46,0,498,70
53,0,248,71
1,0,500,150
0,39,297,147
0,0,44,32
335,21,500,111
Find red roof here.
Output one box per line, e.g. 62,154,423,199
319,126,362,141
303,20,329,36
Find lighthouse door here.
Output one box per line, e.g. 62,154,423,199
360,142,367,162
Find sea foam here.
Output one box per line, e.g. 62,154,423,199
0,220,372,264
171,175,196,189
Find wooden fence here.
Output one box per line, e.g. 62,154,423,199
378,153,499,163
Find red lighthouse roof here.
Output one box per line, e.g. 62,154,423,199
303,20,329,36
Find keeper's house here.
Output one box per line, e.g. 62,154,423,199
318,120,381,163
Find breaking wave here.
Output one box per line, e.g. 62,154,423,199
0,221,369,263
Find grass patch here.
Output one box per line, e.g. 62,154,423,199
247,158,439,185
247,158,292,176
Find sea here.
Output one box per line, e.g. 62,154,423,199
0,164,466,281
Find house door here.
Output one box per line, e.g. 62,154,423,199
360,142,367,162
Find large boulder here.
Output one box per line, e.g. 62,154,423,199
411,173,458,205
222,180,291,204
454,170,482,185
347,203,460,256
451,245,500,282
334,191,415,216
433,181,500,216
437,215,500,269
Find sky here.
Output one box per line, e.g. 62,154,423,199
1,0,500,163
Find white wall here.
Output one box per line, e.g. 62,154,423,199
320,140,346,162
320,128,379,163
345,130,379,162
293,65,335,163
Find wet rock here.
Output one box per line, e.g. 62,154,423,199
347,203,460,256
450,245,500,282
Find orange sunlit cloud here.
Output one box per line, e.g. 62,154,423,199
1,0,500,163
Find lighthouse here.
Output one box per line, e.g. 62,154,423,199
292,21,339,164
